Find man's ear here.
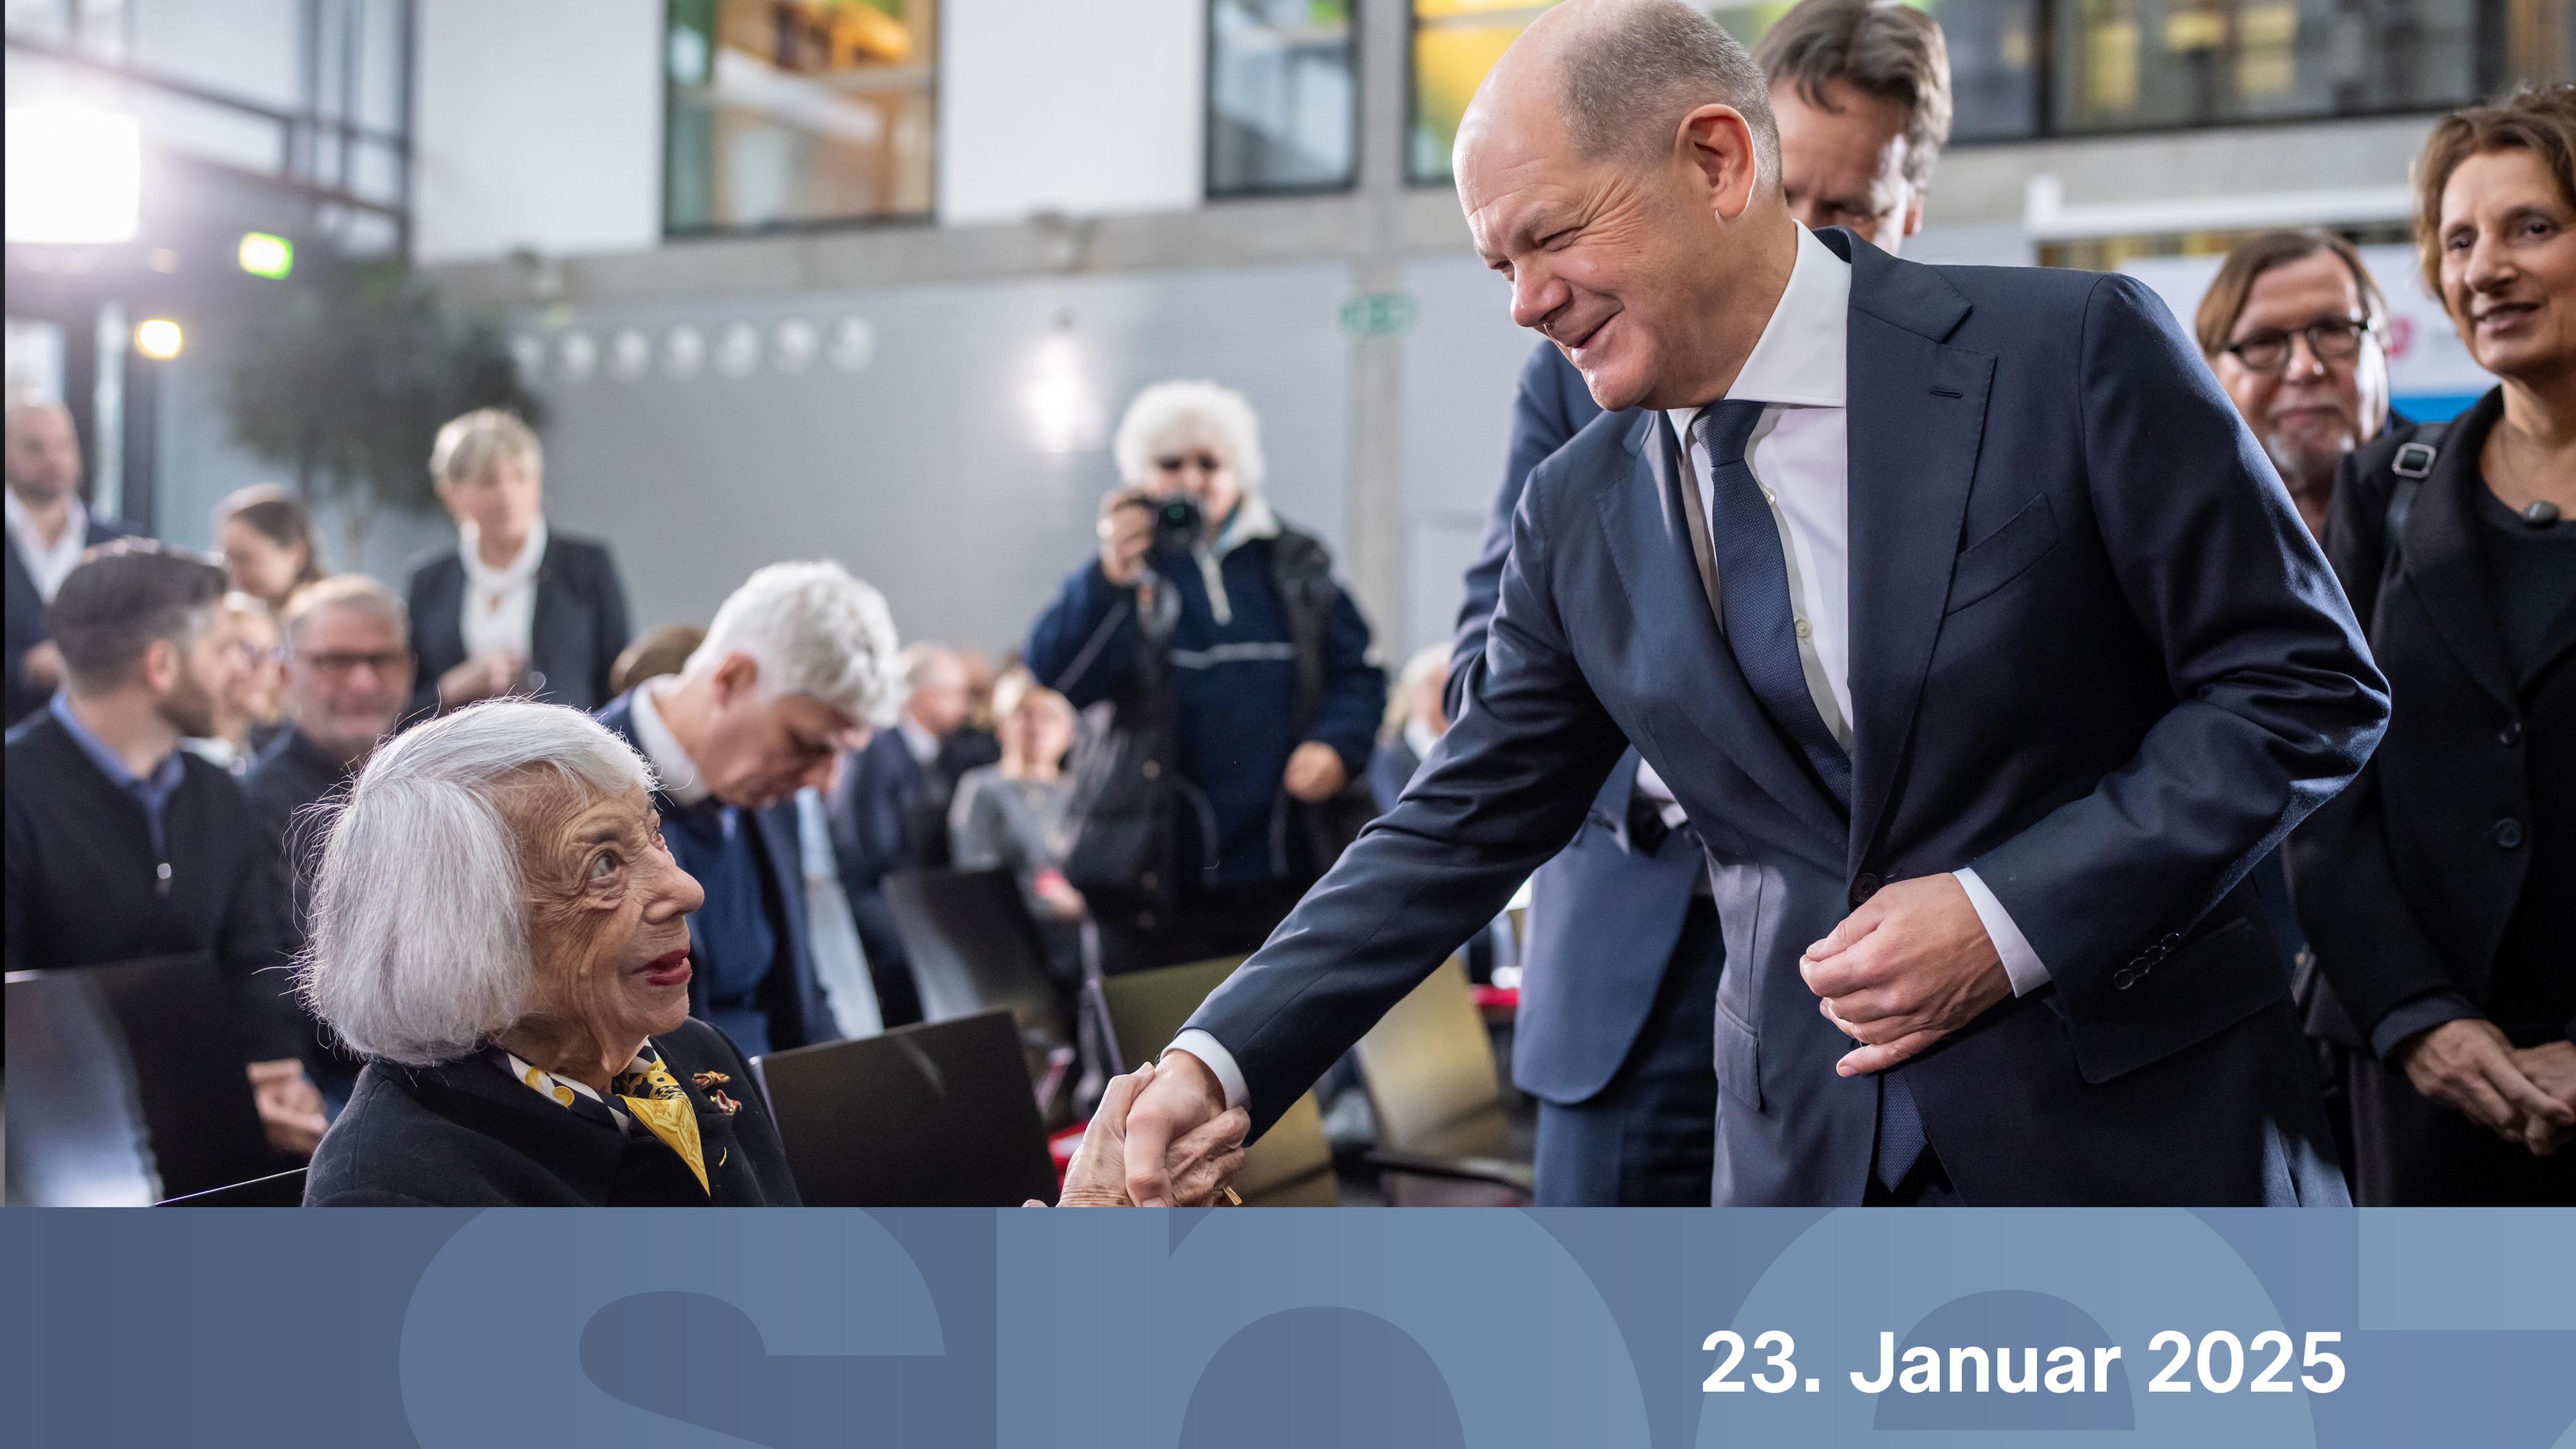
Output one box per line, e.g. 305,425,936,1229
708,650,760,706
1678,104,1763,221
1901,188,1926,239
138,636,180,696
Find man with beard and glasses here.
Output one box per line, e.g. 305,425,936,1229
5,541,326,1154
2198,229,2398,539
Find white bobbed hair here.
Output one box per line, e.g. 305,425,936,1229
684,559,904,728
1112,380,1267,493
295,700,653,1067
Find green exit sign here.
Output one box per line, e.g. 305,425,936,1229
237,231,293,279
1340,292,1415,336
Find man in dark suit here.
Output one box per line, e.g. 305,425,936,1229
597,561,900,1058
1450,0,1957,1205
5,397,140,727
1122,0,2384,1207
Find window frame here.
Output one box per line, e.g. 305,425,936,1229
659,0,945,241
1203,0,1364,201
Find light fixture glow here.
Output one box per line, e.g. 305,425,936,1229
237,231,293,279
133,319,184,360
4,108,142,245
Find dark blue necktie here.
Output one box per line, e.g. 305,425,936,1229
1686,404,1923,1193
1688,403,1850,812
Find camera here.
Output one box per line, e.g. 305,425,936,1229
1150,495,1204,553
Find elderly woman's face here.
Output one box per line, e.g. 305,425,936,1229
1140,433,1243,527
2438,147,2576,381
522,783,706,1049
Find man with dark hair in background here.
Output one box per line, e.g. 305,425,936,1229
1444,0,1954,1205
5,396,140,727
5,541,326,1154
2196,229,2396,539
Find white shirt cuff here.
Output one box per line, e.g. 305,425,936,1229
1164,1030,1249,1110
1953,867,2050,996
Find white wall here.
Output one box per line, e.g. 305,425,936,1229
411,0,663,265
938,0,1205,225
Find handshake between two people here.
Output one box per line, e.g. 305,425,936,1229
1102,873,2024,1205
1040,1060,1252,1208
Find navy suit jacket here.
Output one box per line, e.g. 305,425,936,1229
5,508,140,727
596,693,837,1052
407,530,631,718
1452,340,1705,1107
1186,229,2387,1205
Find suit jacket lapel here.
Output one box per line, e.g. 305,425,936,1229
1599,411,1843,839
1838,236,1992,875
2400,398,2519,711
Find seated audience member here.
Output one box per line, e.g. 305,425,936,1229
188,592,286,773
1370,645,1452,813
5,396,139,728
407,408,632,717
609,621,708,698
2196,229,2396,539
2292,83,2576,1204
3,542,325,1153
599,561,896,1056
1026,380,1385,974
826,642,984,1025
950,669,1085,985
244,574,418,1102
213,483,325,614
297,700,1246,1207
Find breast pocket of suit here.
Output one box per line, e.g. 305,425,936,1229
1942,494,2059,616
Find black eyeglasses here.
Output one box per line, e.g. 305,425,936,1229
2222,318,2373,374
1155,452,1224,474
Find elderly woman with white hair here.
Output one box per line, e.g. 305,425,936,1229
1026,381,1386,975
298,698,1248,1206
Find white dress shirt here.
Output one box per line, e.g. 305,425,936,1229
1171,227,2047,1114
458,517,547,665
5,489,91,603
628,677,713,808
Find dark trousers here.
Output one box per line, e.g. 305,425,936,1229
1091,879,1310,977
1532,896,1723,1206
2349,1049,2576,1205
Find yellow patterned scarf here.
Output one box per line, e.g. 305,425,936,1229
500,1042,710,1196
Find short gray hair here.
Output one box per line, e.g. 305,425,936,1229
1112,380,1268,493
684,560,904,727
296,700,653,1067
280,573,407,650
1754,0,1952,186
1559,0,1780,182
428,407,541,486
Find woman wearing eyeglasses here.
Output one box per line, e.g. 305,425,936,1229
2289,84,2576,1205
2196,229,2396,539
1024,380,1387,975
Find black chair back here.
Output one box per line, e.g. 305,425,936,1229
881,866,1075,1103
5,955,276,1204
751,1008,1059,1206
157,1167,308,1207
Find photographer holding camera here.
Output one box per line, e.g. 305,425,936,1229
1028,381,1385,975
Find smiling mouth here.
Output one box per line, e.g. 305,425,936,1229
2475,303,2538,329
634,949,692,988
1554,312,1612,353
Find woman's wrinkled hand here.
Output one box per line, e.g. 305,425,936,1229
1034,1061,1249,1208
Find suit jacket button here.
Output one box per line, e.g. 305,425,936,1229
2493,818,2524,849
1849,872,1882,907
1140,871,1158,890
2499,719,2523,746
2112,967,2137,990
1142,760,1161,779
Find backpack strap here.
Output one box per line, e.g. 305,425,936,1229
2381,421,2446,551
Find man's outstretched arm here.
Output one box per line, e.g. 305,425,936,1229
1124,475,1629,1204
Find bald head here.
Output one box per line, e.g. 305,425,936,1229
1464,0,1780,184
1455,0,1798,414
3,397,83,506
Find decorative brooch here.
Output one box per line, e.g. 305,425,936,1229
692,1070,743,1116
